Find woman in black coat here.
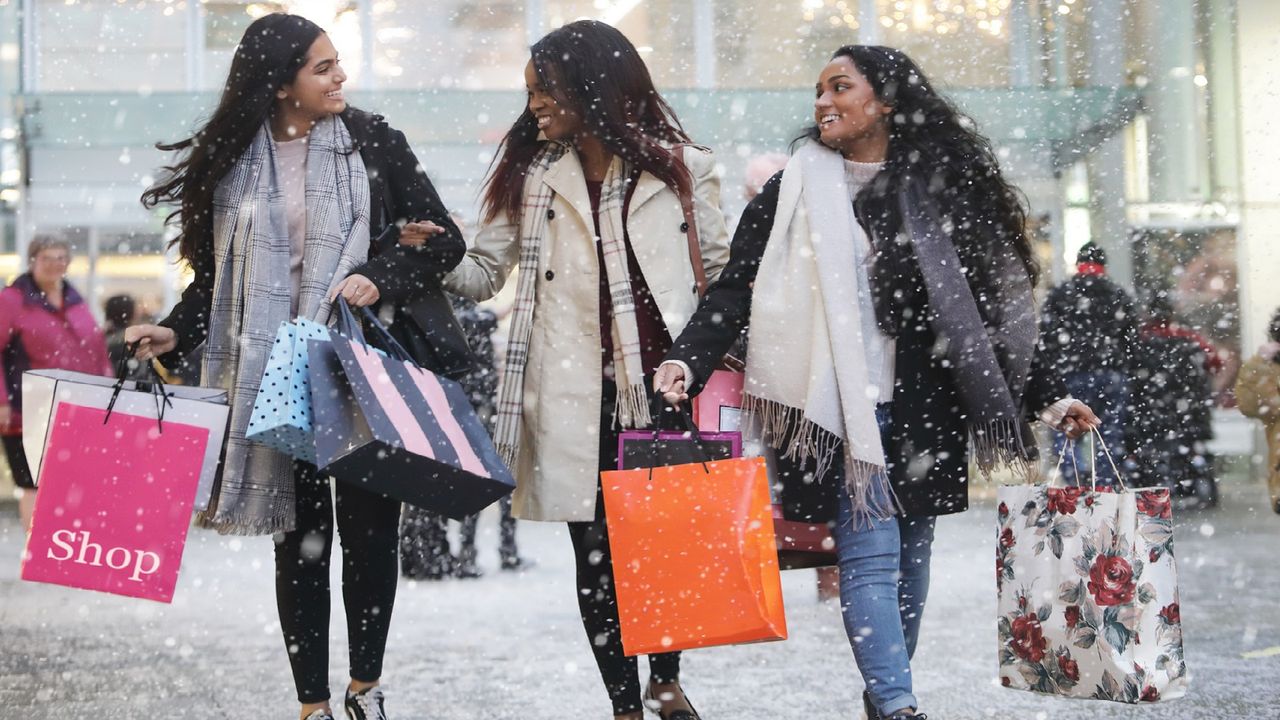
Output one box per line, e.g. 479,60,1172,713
127,15,464,720
656,46,1098,720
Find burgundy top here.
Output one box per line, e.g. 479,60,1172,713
585,179,673,380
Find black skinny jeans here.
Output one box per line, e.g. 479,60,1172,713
568,380,681,715
274,462,402,704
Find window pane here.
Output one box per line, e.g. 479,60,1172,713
38,0,186,92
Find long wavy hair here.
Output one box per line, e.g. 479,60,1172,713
140,14,325,266
800,45,1039,334
481,20,691,224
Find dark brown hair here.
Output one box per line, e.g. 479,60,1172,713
481,20,691,224
140,14,324,266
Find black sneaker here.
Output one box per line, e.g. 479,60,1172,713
884,712,926,720
862,691,881,720
500,556,536,572
344,686,387,720
303,710,336,720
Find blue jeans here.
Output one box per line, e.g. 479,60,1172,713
831,405,938,717
1054,370,1128,485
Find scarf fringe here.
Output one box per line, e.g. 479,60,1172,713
968,419,1036,480
194,510,293,537
742,393,898,524
612,381,653,431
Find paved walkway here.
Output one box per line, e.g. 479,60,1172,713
1,477,1278,719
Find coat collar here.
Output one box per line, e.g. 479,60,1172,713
541,146,679,231
12,273,83,313
541,150,596,234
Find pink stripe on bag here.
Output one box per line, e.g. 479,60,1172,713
348,342,434,458
405,362,490,477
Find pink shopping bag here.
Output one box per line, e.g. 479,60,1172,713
21,403,211,603
692,370,744,432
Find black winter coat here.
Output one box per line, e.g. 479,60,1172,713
1039,273,1138,376
667,171,1065,519
159,108,469,376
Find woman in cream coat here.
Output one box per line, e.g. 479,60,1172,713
441,20,728,720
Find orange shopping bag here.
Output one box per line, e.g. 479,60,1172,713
601,453,787,656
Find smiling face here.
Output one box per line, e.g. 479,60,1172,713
524,59,584,142
275,33,347,131
814,56,892,156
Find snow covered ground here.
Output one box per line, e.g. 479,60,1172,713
1,478,1278,719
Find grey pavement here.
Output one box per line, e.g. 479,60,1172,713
1,476,1278,720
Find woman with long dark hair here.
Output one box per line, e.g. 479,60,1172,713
442,20,729,720
655,46,1099,719
127,13,466,720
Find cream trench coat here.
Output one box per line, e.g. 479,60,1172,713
445,145,730,522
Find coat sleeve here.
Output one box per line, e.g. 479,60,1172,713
351,126,466,303
157,238,216,369
665,171,782,397
684,146,730,285
0,289,20,407
1023,339,1070,418
1236,355,1280,424
443,214,521,303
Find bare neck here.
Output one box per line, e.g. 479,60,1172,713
840,128,890,164
35,279,63,306
574,134,613,182
270,106,323,142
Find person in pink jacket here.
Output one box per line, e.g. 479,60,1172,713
0,237,112,533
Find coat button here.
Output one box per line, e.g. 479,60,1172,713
545,270,555,281
547,209,556,220
679,221,690,233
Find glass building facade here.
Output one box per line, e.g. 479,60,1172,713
0,0,1261,399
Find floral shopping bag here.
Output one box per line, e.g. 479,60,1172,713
996,432,1188,703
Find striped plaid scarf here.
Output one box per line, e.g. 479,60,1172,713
198,116,370,535
494,144,651,468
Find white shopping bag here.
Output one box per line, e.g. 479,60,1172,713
996,432,1188,703
22,369,229,512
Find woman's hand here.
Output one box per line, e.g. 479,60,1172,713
398,221,447,248
331,274,381,308
654,363,689,407
1060,401,1101,441
124,324,178,361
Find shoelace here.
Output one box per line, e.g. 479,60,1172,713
350,688,386,720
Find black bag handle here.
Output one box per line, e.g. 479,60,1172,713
334,297,416,365
640,392,712,479
104,342,174,431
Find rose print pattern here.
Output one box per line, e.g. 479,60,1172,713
997,483,1188,703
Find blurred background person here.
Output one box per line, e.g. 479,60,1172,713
400,292,529,580
103,294,151,383
1039,242,1137,483
1128,294,1217,508
0,237,112,534
1235,308,1280,515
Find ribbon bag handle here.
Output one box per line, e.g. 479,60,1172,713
1045,428,1129,492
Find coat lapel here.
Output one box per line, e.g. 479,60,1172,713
541,152,596,239
626,172,668,218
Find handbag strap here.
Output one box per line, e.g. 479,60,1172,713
671,147,708,298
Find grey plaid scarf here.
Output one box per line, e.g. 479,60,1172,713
493,144,651,469
197,116,370,535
